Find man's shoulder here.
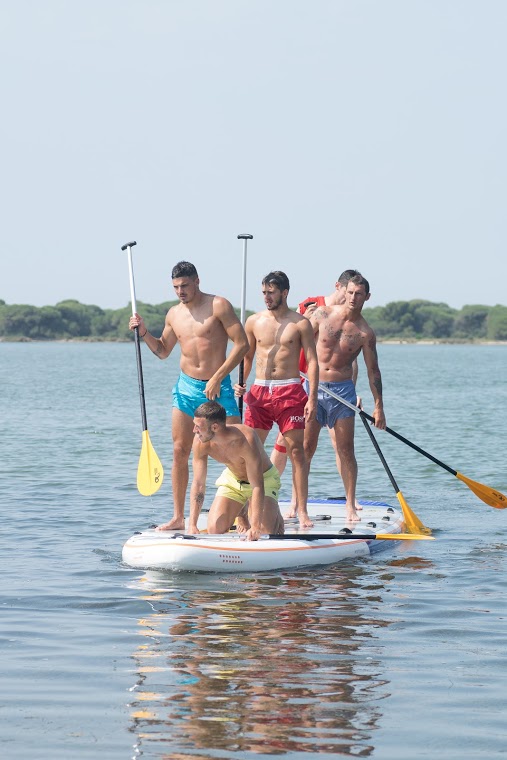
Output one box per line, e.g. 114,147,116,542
247,309,268,324
229,422,253,440
166,302,182,321
359,315,376,338
211,293,234,311
314,303,340,320
193,438,210,457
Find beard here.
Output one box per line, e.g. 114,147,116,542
266,294,283,310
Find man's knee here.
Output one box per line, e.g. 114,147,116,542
207,514,231,534
289,445,306,466
172,439,192,462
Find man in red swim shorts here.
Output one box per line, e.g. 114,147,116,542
236,271,319,529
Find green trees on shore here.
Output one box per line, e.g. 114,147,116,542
0,299,173,341
364,300,507,341
0,298,506,341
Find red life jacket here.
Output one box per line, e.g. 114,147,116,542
298,295,326,375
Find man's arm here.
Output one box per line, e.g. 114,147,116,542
188,443,208,533
234,315,257,396
129,310,178,360
362,330,386,429
299,318,319,421
206,297,249,398
243,447,265,541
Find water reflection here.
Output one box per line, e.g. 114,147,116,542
126,566,394,758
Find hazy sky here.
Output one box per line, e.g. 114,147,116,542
2,1,506,313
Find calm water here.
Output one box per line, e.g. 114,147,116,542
1,342,506,759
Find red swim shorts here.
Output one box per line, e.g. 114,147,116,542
244,379,307,434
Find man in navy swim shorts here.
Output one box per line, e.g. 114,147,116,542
305,273,386,523
270,270,362,509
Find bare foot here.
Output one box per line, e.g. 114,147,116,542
298,511,314,529
355,501,363,511
283,505,297,518
156,518,185,532
236,515,250,534
345,507,361,523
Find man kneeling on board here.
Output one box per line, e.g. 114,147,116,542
188,401,284,541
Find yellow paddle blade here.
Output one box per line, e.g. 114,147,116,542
137,430,164,496
456,472,507,509
396,491,432,535
376,532,435,541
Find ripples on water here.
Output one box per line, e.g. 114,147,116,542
1,344,506,759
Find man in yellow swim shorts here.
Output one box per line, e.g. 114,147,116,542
188,401,284,540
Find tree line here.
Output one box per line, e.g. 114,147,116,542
0,298,506,341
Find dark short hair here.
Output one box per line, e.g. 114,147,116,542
172,261,198,279
349,273,370,295
338,269,361,286
262,271,290,292
194,400,226,424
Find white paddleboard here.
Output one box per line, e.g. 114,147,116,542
122,498,405,573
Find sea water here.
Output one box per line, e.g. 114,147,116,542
1,342,506,759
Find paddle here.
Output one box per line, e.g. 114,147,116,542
302,373,507,511
358,413,431,534
165,531,434,541
122,241,164,496
237,234,252,420
266,532,434,541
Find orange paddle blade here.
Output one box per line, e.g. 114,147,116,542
456,473,507,509
397,491,432,535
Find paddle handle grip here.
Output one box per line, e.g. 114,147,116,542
237,233,252,327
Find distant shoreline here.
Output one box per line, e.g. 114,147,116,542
1,337,507,346
378,339,507,346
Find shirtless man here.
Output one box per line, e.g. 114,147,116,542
128,261,249,531
271,270,361,497
237,271,319,529
306,273,386,522
188,400,284,540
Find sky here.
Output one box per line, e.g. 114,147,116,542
1,1,506,313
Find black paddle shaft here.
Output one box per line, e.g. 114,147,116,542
236,234,252,421
268,533,380,540
133,327,148,432
121,240,148,433
360,410,457,477
359,413,399,492
238,361,244,419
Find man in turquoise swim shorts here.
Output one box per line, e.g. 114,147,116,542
129,261,249,532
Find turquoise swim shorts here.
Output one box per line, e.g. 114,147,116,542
172,371,240,418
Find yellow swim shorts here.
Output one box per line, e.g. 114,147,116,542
215,464,281,505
